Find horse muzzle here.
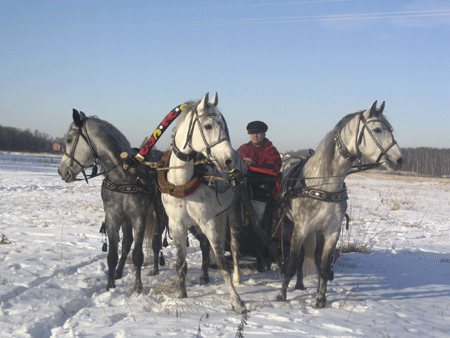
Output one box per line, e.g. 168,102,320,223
58,166,75,182
385,151,406,171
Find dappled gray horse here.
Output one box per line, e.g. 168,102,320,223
159,92,247,314
277,101,405,308
58,110,164,293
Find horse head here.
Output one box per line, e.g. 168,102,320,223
174,92,235,172
347,101,406,171
58,109,99,182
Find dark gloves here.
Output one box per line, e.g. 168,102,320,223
120,152,143,172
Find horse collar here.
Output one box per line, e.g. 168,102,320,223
157,150,202,198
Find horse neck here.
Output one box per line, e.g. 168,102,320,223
87,121,133,182
167,151,195,185
303,131,354,190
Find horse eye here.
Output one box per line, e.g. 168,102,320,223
66,138,72,144
373,127,382,133
204,124,212,130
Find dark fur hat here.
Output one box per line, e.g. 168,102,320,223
247,121,268,134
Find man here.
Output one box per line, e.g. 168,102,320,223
237,120,282,200
236,120,282,271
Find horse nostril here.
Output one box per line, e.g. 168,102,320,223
397,157,405,166
225,159,234,169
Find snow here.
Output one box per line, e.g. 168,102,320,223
1,152,449,338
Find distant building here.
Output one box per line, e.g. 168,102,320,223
53,143,62,152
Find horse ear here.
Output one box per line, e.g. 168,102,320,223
367,101,378,118
80,111,86,119
210,92,219,107
73,109,83,127
198,92,209,113
378,101,385,114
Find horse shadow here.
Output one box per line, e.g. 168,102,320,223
331,249,450,301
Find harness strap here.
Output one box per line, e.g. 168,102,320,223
172,140,197,162
334,130,357,162
102,177,155,195
299,186,348,202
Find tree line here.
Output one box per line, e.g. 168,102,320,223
287,147,450,177
0,125,63,153
1,124,449,177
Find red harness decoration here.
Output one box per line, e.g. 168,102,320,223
157,150,202,198
136,103,187,161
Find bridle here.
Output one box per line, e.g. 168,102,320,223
334,111,398,174
172,106,230,163
63,117,120,183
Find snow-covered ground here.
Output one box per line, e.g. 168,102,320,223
1,152,449,337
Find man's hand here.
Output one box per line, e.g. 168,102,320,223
120,152,141,172
243,157,255,167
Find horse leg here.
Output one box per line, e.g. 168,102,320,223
132,220,146,293
202,220,246,314
314,232,324,294
151,210,164,276
106,221,120,291
171,223,188,299
152,195,167,276
261,198,277,271
294,245,306,290
315,231,339,309
221,201,242,285
277,224,306,302
228,211,242,285
115,223,133,280
151,228,162,276
188,226,210,285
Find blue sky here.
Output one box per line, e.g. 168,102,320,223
1,0,449,153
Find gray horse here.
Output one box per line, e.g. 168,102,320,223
277,102,405,308
58,110,165,293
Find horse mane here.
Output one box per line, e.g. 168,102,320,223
67,115,132,153
171,99,228,143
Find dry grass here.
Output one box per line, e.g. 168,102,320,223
1,234,11,245
356,171,450,185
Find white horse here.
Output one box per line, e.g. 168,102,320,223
277,101,406,308
159,93,247,314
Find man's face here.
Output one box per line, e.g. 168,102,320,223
250,132,265,146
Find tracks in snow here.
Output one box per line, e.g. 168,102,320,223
0,253,107,338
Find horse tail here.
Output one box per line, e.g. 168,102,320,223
144,213,157,254
301,232,317,277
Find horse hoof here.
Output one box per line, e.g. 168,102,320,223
199,276,210,285
295,282,306,290
151,270,160,277
179,292,188,299
315,298,327,309
276,293,286,302
115,271,123,280
135,286,146,294
256,262,265,273
232,300,247,314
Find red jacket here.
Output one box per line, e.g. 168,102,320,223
237,138,282,199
